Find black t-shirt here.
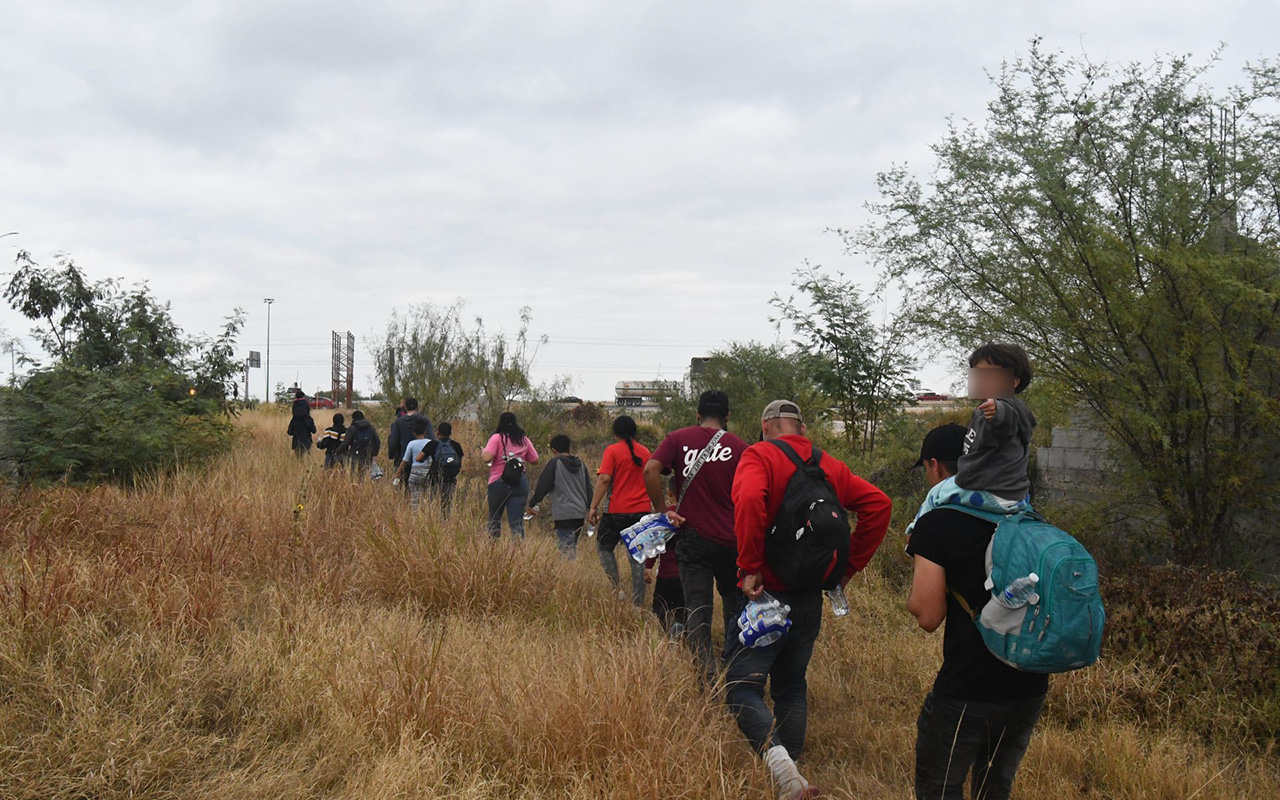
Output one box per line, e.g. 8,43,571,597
906,508,1048,702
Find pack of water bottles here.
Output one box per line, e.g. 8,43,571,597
737,591,793,648
620,513,678,563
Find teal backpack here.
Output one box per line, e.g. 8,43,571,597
942,504,1105,674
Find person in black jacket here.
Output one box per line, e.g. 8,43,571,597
316,413,347,469
387,397,434,484
286,390,316,457
336,409,381,475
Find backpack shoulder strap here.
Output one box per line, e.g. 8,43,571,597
767,438,803,468
935,503,1047,528
948,587,981,621
767,438,820,470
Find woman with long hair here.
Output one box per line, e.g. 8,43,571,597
482,411,540,538
587,415,652,606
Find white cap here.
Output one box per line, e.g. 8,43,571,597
1028,573,1039,583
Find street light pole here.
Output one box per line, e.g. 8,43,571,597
263,298,274,402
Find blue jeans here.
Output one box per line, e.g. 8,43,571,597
723,589,823,757
554,518,584,560
597,512,646,606
914,691,1045,800
487,477,528,538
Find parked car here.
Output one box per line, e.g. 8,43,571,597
309,396,337,409
915,391,949,402
556,396,584,405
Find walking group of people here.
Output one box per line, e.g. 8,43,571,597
286,392,463,514
283,342,1069,800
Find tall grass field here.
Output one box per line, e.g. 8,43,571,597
0,409,1275,798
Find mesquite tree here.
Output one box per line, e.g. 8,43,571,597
853,42,1280,565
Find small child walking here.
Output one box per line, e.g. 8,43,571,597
395,419,433,511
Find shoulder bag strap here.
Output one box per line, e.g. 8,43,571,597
676,429,726,511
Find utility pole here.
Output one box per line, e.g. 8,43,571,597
345,332,355,408
263,298,274,402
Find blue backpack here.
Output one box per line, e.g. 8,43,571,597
942,504,1105,674
434,439,461,479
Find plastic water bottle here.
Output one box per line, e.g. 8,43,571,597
825,584,850,617
621,514,677,563
993,573,1040,609
738,592,793,648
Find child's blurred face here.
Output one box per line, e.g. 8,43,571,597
968,359,1019,399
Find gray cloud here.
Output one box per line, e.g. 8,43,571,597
2,1,1276,403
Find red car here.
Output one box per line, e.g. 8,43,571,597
308,396,337,409
915,391,949,402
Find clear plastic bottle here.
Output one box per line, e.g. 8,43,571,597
825,584,850,617
993,573,1040,609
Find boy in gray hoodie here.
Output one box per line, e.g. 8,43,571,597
529,434,594,559
907,343,1036,539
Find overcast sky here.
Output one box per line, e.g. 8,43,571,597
2,1,1276,405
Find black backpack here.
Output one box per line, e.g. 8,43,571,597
348,425,376,458
499,435,526,486
434,439,462,479
764,440,851,591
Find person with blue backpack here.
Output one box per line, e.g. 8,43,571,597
906,422,1104,800
420,421,463,517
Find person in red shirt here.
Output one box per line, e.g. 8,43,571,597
644,389,747,680
727,400,892,800
588,415,652,606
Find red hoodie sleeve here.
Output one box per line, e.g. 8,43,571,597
732,444,773,578
827,457,893,580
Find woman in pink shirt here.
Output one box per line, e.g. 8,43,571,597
482,411,540,538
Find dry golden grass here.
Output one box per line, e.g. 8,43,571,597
0,409,1275,799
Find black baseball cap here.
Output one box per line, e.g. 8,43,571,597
698,390,729,419
909,423,968,469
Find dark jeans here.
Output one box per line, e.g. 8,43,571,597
433,477,457,518
652,575,686,630
487,477,528,538
914,691,1046,800
724,589,823,757
597,512,646,606
675,530,741,681
554,518,584,560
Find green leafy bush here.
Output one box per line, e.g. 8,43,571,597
3,253,243,484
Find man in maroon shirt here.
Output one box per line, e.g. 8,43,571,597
728,400,892,800
644,390,748,682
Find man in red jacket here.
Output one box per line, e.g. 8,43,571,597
728,400,892,800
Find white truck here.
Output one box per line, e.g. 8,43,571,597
614,380,680,407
